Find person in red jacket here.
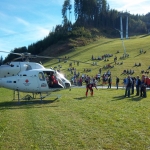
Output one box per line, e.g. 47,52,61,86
85,80,98,97
147,77,150,88
49,72,58,88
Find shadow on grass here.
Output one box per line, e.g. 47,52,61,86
0,98,59,110
130,96,143,101
112,95,143,101
74,97,87,100
134,54,141,57
112,95,126,101
106,89,115,91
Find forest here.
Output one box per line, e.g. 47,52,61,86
3,0,150,63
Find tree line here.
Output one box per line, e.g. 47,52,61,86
2,0,150,63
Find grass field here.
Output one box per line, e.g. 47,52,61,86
0,87,150,150
1,35,150,150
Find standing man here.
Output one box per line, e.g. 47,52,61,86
116,76,119,89
135,75,141,96
125,75,133,97
107,76,112,88
131,77,135,94
140,75,147,98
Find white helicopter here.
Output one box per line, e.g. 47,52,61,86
0,51,71,102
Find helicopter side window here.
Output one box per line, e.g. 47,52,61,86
38,72,45,81
10,64,14,67
26,64,32,70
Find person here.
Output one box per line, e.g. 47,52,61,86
140,81,146,97
125,75,133,97
97,74,101,82
140,76,147,98
79,77,82,86
85,75,90,85
48,73,54,86
107,76,112,88
131,77,135,94
49,72,58,88
85,80,98,97
123,77,127,88
135,75,141,96
116,76,119,89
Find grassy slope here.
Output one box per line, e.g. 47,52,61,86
44,34,150,84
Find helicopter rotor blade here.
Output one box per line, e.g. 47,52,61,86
12,57,23,61
1,51,101,66
0,50,23,56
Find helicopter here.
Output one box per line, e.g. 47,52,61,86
0,51,71,102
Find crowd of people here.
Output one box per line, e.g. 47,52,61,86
57,52,149,98
71,73,149,98
124,74,149,98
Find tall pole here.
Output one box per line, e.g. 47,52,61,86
115,28,126,55
126,15,128,39
120,16,123,40
121,38,126,55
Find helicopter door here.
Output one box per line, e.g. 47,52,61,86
38,72,49,92
43,71,64,89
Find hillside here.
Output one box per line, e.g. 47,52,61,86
41,34,150,85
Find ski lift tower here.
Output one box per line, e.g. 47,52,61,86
115,12,128,55
125,11,130,39
115,28,126,55
119,13,124,40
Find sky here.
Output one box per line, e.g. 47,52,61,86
0,0,150,59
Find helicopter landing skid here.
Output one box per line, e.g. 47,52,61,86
40,92,61,101
13,90,61,103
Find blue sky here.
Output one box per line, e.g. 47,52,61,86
0,0,150,59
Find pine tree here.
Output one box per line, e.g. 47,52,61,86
0,56,3,65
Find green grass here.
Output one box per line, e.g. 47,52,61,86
0,87,150,149
1,35,150,149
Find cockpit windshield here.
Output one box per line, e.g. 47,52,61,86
55,71,65,87
56,71,71,88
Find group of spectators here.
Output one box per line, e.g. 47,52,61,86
139,49,146,54
70,70,148,99
102,70,111,82
91,54,113,61
141,70,149,74
64,52,149,99
123,74,149,98
122,69,134,75
71,74,98,87
84,73,149,99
